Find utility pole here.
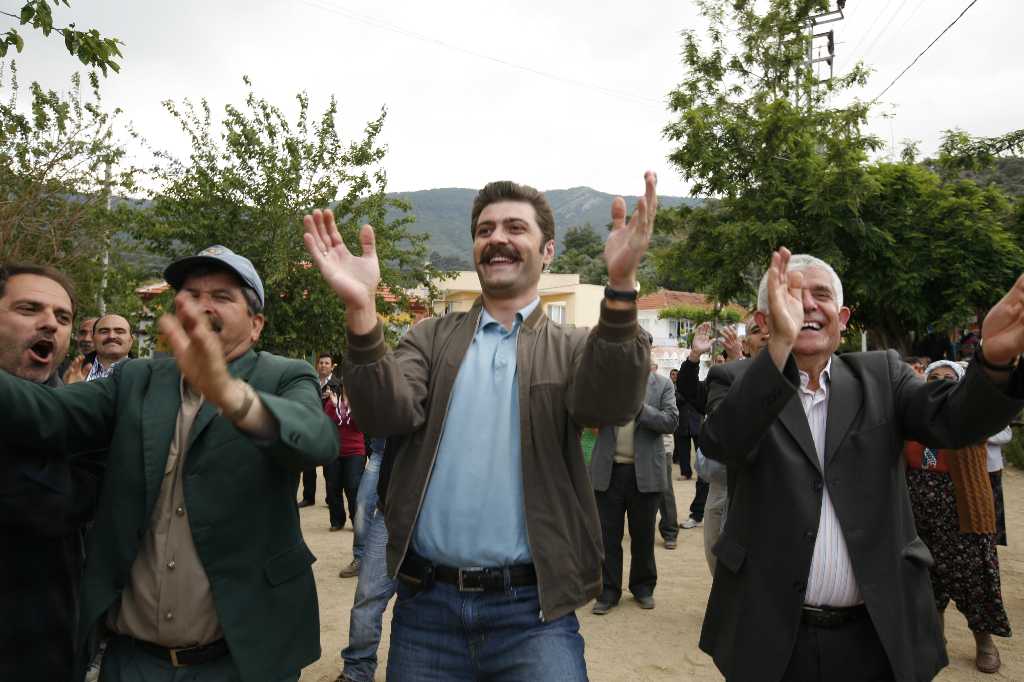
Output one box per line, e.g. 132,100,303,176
804,0,846,108
98,160,112,316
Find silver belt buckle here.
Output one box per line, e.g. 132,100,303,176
169,647,185,668
457,567,486,592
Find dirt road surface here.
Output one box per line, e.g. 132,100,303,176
300,468,1024,681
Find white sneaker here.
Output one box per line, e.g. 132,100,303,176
680,517,702,529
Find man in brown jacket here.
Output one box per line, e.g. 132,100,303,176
304,172,656,681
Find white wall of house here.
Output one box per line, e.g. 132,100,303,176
637,310,694,348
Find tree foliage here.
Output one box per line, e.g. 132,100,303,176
548,224,606,285
1,1,123,75
658,0,1024,352
138,77,436,358
850,162,1024,350
427,250,472,272
0,61,145,318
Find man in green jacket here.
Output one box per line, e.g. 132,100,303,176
304,172,656,681
0,246,339,681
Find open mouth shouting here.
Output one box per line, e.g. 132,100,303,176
27,337,55,365
800,321,823,333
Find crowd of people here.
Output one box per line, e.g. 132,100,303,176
1,170,1022,681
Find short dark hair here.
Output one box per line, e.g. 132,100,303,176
0,262,78,315
470,181,555,247
178,263,264,315
317,353,332,362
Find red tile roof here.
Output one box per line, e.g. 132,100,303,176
637,289,747,315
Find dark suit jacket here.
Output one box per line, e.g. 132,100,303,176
677,357,709,415
0,373,105,682
698,349,1024,682
591,371,678,493
0,350,339,682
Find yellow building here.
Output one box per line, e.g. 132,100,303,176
430,271,604,329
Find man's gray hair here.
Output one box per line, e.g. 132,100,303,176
756,254,843,313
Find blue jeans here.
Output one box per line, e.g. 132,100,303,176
353,443,384,560
386,581,588,681
341,452,397,681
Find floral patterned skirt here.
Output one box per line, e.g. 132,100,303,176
990,470,1008,546
907,468,1011,637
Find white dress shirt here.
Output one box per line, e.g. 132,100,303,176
798,359,862,607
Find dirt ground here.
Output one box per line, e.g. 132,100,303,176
300,468,1024,681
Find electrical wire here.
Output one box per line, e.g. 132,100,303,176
845,0,896,62
871,0,980,104
300,0,661,107
857,0,912,66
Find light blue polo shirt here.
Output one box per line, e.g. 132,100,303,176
412,298,540,568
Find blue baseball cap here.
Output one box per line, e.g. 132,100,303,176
163,245,265,309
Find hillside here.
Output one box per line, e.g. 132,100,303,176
387,186,699,266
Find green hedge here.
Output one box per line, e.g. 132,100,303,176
1004,424,1024,469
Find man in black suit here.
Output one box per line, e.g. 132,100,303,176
698,248,1024,682
0,263,104,682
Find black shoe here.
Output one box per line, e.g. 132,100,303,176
636,595,655,610
592,600,616,615
297,500,314,508
329,525,343,532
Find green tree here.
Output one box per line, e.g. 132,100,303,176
549,224,606,285
139,77,436,358
428,250,472,272
662,0,880,303
851,162,1024,350
659,0,1023,352
0,62,146,318
1,1,122,74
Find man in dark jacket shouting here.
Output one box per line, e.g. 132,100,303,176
0,263,104,682
304,172,656,681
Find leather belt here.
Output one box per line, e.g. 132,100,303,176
398,551,537,593
127,635,229,667
801,603,868,629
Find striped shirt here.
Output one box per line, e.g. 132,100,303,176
799,359,862,607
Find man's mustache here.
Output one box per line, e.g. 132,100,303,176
479,245,521,264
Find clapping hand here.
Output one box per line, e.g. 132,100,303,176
63,356,89,384
981,274,1024,368
689,322,713,361
604,171,657,293
303,208,380,334
764,247,804,369
158,294,235,408
721,326,743,361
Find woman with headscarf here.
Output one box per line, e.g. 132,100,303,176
903,360,1011,674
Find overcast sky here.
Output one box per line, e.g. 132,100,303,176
5,0,1020,198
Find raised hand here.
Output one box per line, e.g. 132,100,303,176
158,294,234,407
689,321,713,361
721,326,743,361
303,208,380,334
63,355,88,384
604,171,657,292
765,247,804,368
981,274,1024,366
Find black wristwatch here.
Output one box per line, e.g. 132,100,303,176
977,341,1018,373
604,285,638,302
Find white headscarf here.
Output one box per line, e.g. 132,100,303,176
925,359,965,382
